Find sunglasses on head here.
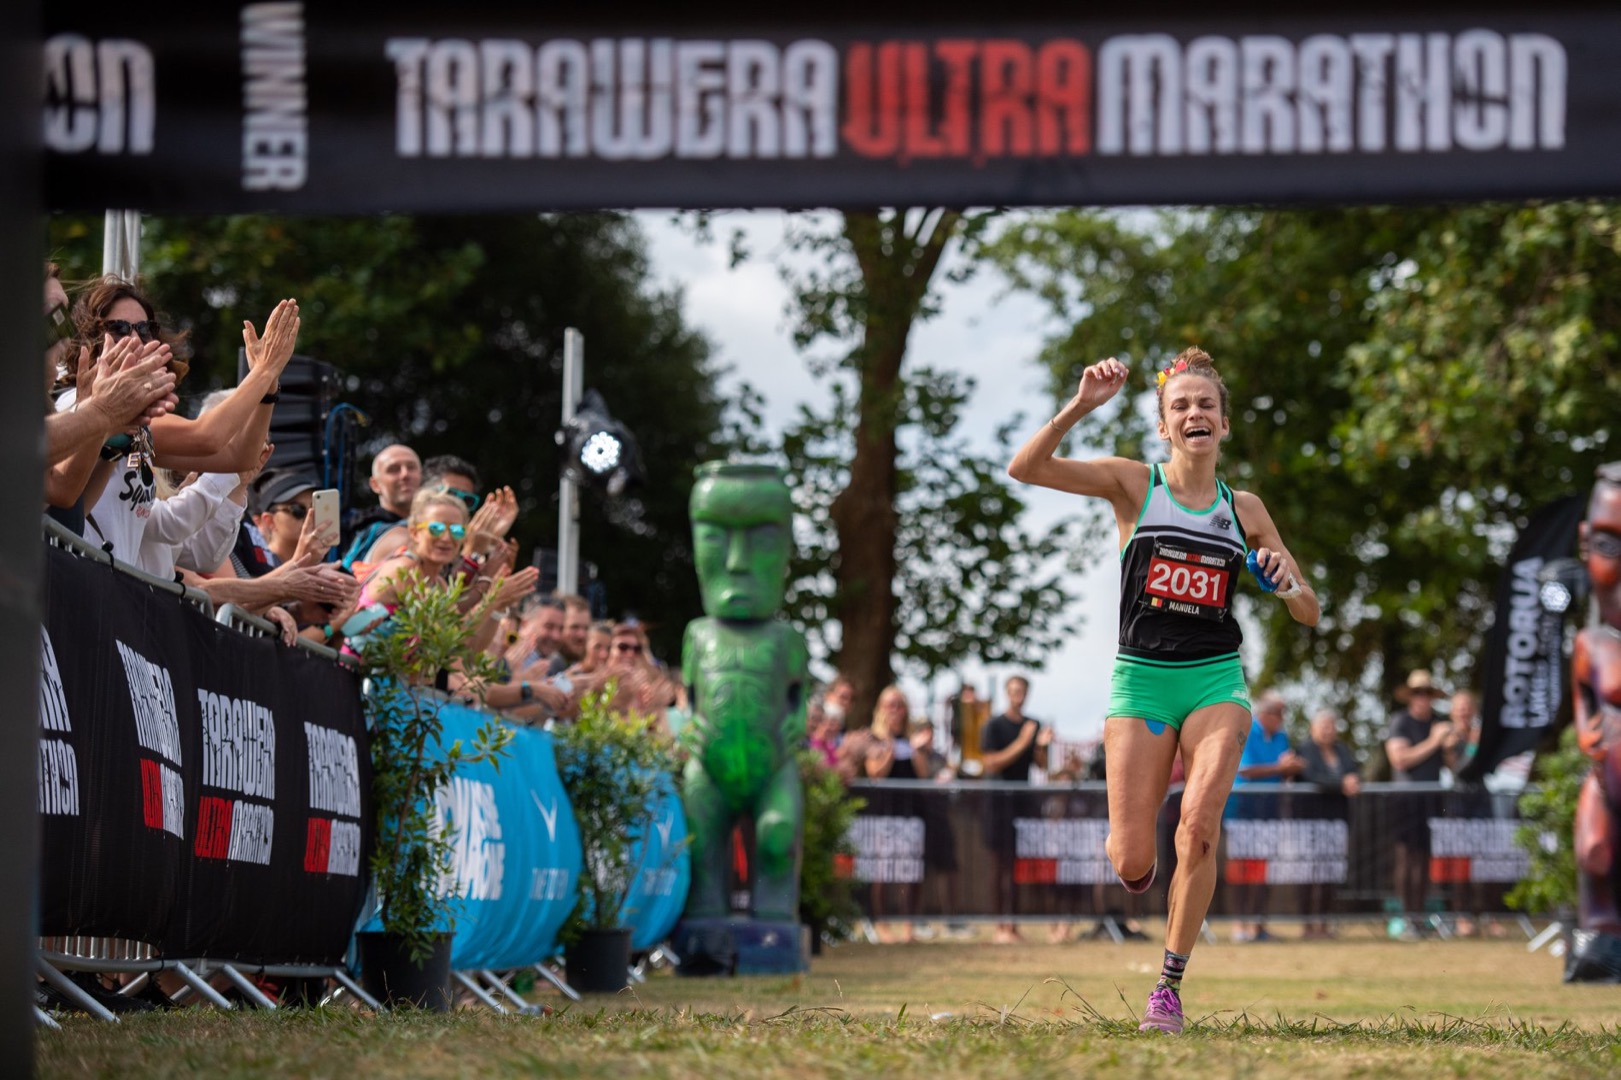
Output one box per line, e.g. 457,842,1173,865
440,485,481,512
415,521,466,540
44,302,73,349
271,502,309,519
103,318,162,343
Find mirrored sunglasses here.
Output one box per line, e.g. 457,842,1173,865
442,486,482,512
415,521,466,540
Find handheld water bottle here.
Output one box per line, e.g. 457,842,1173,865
1246,549,1278,593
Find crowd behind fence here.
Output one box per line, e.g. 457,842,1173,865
843,780,1536,930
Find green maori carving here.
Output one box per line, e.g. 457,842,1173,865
681,463,808,922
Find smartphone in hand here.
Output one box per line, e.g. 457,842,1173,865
310,489,340,548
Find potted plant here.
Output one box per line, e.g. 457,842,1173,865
797,750,864,954
357,573,511,1010
553,684,678,993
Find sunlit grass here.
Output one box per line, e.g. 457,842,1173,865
38,929,1621,1079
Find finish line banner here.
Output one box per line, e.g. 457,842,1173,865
42,3,1621,212
38,545,371,965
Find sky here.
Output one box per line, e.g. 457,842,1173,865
634,210,1118,740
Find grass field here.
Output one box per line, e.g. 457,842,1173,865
37,925,1621,1078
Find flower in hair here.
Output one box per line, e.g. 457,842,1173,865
1156,357,1190,388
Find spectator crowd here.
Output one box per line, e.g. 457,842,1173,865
41,266,682,732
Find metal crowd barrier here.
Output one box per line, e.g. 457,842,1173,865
43,515,215,617
37,520,382,1020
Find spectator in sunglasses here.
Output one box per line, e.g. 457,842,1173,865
357,452,520,576
54,277,300,565
352,489,538,660
607,621,651,672
249,470,330,566
43,263,176,523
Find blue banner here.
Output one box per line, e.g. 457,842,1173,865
623,777,692,953
434,704,582,970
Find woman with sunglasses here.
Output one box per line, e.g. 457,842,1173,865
347,489,538,662
56,276,300,566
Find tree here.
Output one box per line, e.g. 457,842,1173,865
987,203,1621,744
727,209,1080,721
49,213,729,660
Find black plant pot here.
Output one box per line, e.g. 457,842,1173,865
356,931,454,1012
565,928,632,994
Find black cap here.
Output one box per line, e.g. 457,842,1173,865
250,469,320,516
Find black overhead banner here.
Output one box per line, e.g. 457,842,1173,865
40,3,1621,213
38,545,371,965
1463,494,1586,781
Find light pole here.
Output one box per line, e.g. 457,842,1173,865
556,327,584,595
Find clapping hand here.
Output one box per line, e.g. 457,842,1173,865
81,336,178,431
465,486,519,555
242,299,302,380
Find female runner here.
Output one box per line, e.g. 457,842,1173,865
1008,348,1319,1033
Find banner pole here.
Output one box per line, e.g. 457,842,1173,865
557,328,584,595
101,210,141,278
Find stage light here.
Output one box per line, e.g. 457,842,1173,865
558,389,641,497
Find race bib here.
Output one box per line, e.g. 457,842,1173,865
1139,540,1235,621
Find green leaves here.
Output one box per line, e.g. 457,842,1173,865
553,686,679,934
360,574,512,965
797,750,864,942
778,363,1081,683
1506,727,1587,917
987,202,1621,744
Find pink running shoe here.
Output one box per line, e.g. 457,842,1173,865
1139,983,1184,1034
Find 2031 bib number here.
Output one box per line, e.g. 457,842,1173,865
1142,543,1233,620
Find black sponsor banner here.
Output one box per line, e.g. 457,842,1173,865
41,3,1621,213
1463,495,1584,781
845,782,1531,919
39,545,371,965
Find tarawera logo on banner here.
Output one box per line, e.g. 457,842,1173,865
194,688,276,865
438,776,505,901
385,29,1564,164
1223,819,1349,885
1428,818,1533,883
1013,817,1114,885
115,640,185,839
839,815,925,883
38,628,80,817
302,721,362,877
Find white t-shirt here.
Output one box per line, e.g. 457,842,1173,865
57,387,155,566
